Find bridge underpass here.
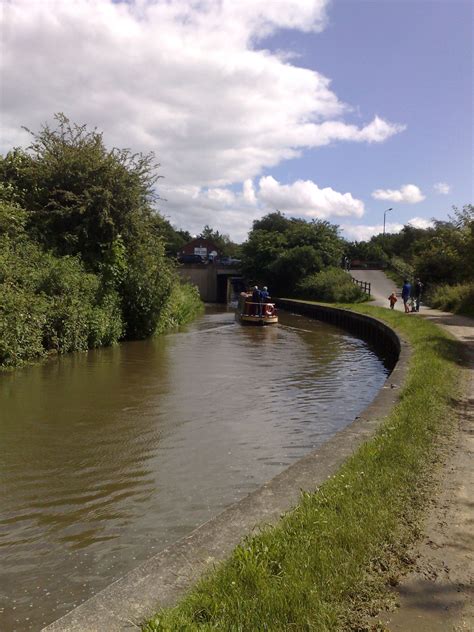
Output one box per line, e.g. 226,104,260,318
177,264,244,302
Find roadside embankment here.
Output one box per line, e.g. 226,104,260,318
44,302,462,631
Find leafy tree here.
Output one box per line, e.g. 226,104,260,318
2,114,161,268
241,229,288,284
268,245,323,293
154,216,192,258
252,210,290,234
412,214,472,285
241,212,344,294
1,114,180,339
199,225,240,257
346,204,473,294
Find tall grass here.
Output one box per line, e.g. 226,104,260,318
144,306,460,631
427,282,474,318
155,281,204,335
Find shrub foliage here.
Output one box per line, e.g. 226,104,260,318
0,115,201,368
297,267,368,303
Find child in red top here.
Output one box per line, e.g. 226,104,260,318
388,292,398,309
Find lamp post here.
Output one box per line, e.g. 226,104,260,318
383,207,393,239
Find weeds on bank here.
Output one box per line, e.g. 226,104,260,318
144,306,460,631
427,282,474,318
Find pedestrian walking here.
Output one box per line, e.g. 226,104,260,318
388,292,398,310
401,279,412,313
414,278,423,312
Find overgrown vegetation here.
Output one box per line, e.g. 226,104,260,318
427,282,474,318
144,306,460,631
241,211,345,296
0,115,202,369
297,267,368,303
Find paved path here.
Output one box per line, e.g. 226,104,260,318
350,268,398,307
353,270,474,631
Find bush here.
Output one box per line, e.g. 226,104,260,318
120,233,173,339
427,282,474,318
0,285,47,367
0,208,124,367
38,255,124,353
297,267,368,303
0,117,204,369
155,281,203,335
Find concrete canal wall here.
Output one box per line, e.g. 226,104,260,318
43,303,410,632
275,299,401,368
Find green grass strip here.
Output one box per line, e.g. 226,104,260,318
144,306,462,631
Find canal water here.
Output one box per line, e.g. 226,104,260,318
0,306,390,631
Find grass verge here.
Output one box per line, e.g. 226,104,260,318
144,305,461,631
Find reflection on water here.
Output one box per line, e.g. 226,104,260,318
0,306,389,631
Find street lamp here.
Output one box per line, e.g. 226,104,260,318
383,208,393,239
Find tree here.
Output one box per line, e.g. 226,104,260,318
346,204,474,290
1,114,177,338
199,225,240,257
3,113,161,269
241,212,344,294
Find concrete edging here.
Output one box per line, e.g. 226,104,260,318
43,302,411,632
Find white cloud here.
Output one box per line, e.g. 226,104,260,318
341,216,434,241
258,176,364,218
159,175,364,242
158,183,261,242
434,182,451,195
207,188,236,205
1,0,405,239
242,179,257,205
341,223,404,242
371,184,425,204
407,217,434,229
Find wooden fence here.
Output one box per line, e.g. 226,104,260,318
351,277,371,296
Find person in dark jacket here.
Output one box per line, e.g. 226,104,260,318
252,285,262,316
414,279,423,312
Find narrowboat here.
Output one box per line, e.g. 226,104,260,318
236,292,278,325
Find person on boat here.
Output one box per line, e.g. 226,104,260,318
252,285,262,316
260,286,270,303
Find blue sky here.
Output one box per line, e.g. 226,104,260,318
262,0,473,238
1,0,472,241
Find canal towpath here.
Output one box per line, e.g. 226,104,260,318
352,268,474,631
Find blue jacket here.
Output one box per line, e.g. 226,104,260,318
401,283,412,299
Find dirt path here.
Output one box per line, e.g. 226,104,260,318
353,271,474,631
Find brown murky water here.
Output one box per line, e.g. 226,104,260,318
0,306,389,631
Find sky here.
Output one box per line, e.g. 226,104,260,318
1,0,472,242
